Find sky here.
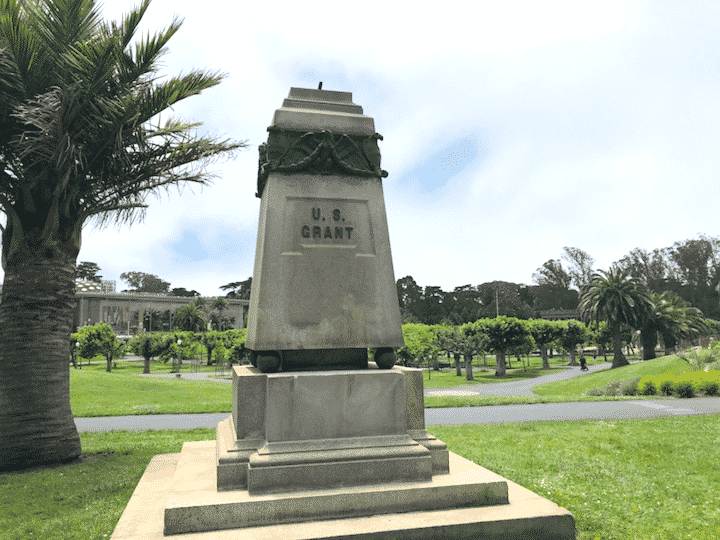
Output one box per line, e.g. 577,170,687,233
66,0,720,295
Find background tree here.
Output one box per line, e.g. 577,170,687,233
434,324,463,376
528,319,562,369
562,247,595,291
73,323,124,373
417,286,446,325
174,303,208,332
476,281,534,319
588,321,612,361
158,331,202,372
530,259,578,312
201,331,221,365
209,297,231,330
170,287,200,297
75,261,102,283
0,0,243,469
615,247,672,294
458,321,488,381
666,235,720,318
532,259,572,289
129,332,168,374
579,267,653,368
395,276,423,322
557,320,590,366
508,332,536,372
443,285,483,325
480,316,531,377
396,323,438,368
220,277,252,300
120,271,171,293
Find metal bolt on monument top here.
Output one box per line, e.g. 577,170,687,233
244,85,404,372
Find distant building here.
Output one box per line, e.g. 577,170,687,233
72,280,248,335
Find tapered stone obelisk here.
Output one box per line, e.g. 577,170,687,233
245,87,404,372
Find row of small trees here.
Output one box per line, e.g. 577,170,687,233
397,318,603,380
71,325,247,373
398,268,718,378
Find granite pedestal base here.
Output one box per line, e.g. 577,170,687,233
111,444,575,539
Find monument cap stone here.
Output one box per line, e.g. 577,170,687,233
272,87,375,135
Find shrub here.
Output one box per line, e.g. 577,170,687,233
675,380,694,398
680,346,720,371
603,381,623,396
659,377,675,396
587,378,641,397
638,376,657,396
699,380,719,396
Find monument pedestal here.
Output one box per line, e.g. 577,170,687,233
111,365,575,539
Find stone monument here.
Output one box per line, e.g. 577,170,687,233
245,86,404,372
110,87,575,540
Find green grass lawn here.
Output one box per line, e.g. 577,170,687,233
532,355,690,397
3,415,718,539
429,415,720,540
424,355,693,407
68,355,688,416
0,429,215,540
70,361,231,417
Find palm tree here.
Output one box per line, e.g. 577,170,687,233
650,292,707,356
0,0,244,470
639,292,708,359
174,304,208,333
579,267,653,368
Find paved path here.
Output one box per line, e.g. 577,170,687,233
74,397,720,432
424,362,611,397
139,361,611,395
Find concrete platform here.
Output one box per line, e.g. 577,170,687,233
112,442,575,539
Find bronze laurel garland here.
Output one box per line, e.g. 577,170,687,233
256,127,389,197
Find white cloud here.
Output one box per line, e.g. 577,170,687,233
5,0,720,297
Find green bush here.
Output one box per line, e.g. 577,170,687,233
675,380,694,398
638,376,657,396
620,377,640,396
699,380,719,396
659,379,675,396
587,378,641,397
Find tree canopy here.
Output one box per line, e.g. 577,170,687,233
75,261,102,283
120,271,171,293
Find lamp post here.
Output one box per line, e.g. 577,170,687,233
175,339,182,376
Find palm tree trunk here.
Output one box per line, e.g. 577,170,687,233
641,328,657,360
611,322,629,368
0,254,81,469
